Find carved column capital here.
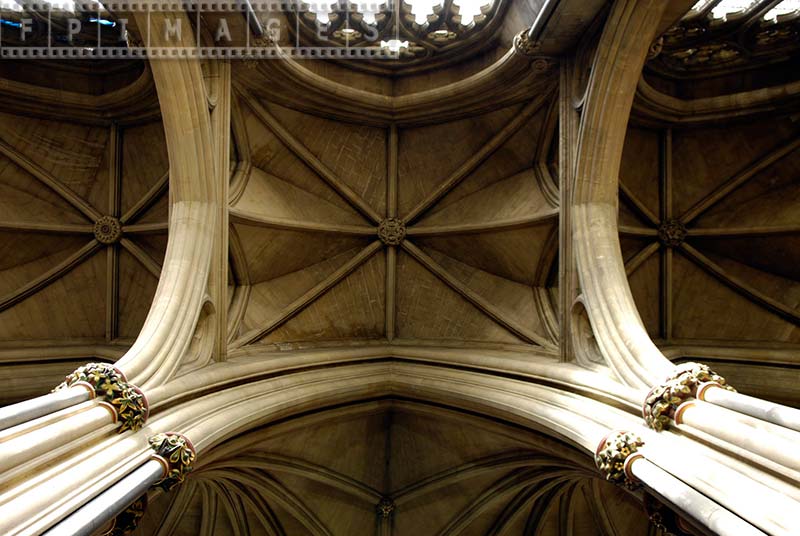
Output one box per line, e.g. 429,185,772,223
643,362,735,431
644,493,693,536
513,30,541,56
149,432,196,491
101,494,147,536
54,362,149,433
647,36,664,60
376,497,395,519
595,430,644,489
512,31,554,73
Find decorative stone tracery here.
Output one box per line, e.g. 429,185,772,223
595,430,644,489
54,362,149,433
652,0,800,73
643,362,735,431
149,432,197,491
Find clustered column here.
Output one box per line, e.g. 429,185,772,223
596,361,800,536
43,432,196,536
594,429,766,536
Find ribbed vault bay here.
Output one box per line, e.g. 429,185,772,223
0,64,169,404
619,114,800,405
136,401,651,536
227,87,560,351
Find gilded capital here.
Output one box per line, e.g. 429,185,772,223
644,493,692,536
513,30,541,57
102,495,147,536
54,362,149,433
376,497,395,519
595,430,644,489
643,362,735,431
149,432,197,491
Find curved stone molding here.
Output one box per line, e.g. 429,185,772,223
570,298,605,367
643,362,735,431
245,47,551,126
571,0,673,388
54,363,149,433
594,430,644,489
0,67,157,124
114,10,219,389
634,76,800,125
149,432,197,491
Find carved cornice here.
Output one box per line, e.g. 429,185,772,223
633,76,800,125
149,432,197,491
54,362,149,432
240,49,554,127
650,1,800,77
643,362,735,431
594,430,644,489
0,67,158,125
290,0,509,76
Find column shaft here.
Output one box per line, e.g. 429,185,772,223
41,460,163,536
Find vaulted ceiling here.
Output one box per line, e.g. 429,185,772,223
624,0,800,407
0,0,799,533
0,61,167,404
135,401,654,536
226,84,560,352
